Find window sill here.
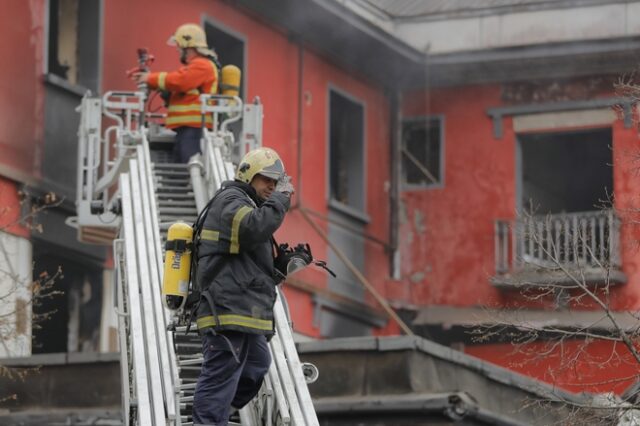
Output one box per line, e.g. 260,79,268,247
328,199,370,224
491,267,627,289
43,73,90,97
401,182,444,191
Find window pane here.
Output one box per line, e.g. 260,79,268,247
329,90,364,210
205,21,245,97
47,0,100,90
402,118,441,186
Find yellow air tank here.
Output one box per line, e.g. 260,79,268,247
162,222,193,310
220,65,241,97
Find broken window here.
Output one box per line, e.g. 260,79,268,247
47,0,100,90
402,117,443,187
205,19,246,159
518,128,612,214
32,241,103,354
329,89,365,212
204,19,246,98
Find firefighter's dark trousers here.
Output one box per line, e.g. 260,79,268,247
173,126,202,164
192,330,271,426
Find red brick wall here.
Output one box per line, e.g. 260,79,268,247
0,1,45,180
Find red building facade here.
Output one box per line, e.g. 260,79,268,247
401,81,640,393
2,0,640,396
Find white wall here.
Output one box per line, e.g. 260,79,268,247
344,1,640,54
99,268,118,352
0,231,32,357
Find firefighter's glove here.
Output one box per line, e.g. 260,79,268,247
160,90,171,106
275,174,295,196
274,243,313,283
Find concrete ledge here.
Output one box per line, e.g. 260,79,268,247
0,354,121,413
0,352,119,366
314,393,531,426
298,335,590,424
0,408,122,426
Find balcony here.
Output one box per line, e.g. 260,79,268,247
492,209,626,288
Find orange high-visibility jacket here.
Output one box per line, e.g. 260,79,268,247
147,56,218,129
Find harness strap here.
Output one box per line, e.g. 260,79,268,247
165,239,193,252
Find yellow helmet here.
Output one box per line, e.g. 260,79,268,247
235,148,285,183
168,23,214,56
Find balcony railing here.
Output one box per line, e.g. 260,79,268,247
494,209,624,287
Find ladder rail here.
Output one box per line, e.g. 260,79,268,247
135,144,179,421
267,362,291,425
274,293,319,426
113,239,131,424
188,160,208,213
120,173,154,425
263,331,305,425
76,96,101,203
129,160,166,425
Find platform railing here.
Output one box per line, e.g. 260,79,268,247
495,209,621,274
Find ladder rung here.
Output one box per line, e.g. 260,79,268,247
156,192,195,199
153,163,188,170
158,207,198,215
159,215,198,223
158,200,197,207
155,177,191,185
155,185,193,192
153,169,190,177
179,358,204,366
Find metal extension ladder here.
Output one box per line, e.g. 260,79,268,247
78,91,319,425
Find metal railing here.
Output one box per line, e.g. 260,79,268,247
72,91,147,244
495,209,621,274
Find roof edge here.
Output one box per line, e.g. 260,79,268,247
297,335,591,404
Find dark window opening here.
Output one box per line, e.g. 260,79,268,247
519,128,613,214
402,117,442,187
47,0,100,90
204,21,245,98
329,90,365,211
32,242,103,354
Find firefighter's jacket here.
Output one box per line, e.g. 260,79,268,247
195,181,290,335
147,56,218,129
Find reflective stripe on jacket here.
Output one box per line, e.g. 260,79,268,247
196,181,290,335
147,56,218,129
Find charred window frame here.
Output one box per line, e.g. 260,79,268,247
31,240,104,354
328,88,366,218
401,116,444,189
204,17,247,99
46,0,101,91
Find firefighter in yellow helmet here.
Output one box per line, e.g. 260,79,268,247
133,23,220,163
191,147,293,424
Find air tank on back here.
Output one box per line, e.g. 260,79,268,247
162,222,193,310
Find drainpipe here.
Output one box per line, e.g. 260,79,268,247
389,90,402,280
295,40,304,208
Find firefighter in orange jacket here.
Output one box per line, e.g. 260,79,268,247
134,23,219,163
